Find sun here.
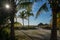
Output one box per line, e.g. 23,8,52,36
5,4,10,9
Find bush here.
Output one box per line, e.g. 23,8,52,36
0,27,10,40
0,27,17,40
40,26,52,30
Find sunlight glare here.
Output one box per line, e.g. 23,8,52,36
5,4,10,9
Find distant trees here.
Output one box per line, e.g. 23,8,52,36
38,23,43,26
38,23,49,28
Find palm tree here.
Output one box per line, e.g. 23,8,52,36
8,0,35,40
49,0,60,40
36,0,60,40
9,0,17,40
25,10,34,27
19,10,27,27
0,0,16,40
17,0,34,28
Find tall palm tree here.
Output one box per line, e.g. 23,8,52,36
0,0,16,40
49,0,60,40
25,10,34,27
36,0,60,40
19,10,27,27
9,0,17,40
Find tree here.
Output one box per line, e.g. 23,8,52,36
38,23,43,26
9,0,16,40
10,0,34,39
0,0,17,40
19,10,27,27
25,10,34,27
49,0,60,40
36,0,60,40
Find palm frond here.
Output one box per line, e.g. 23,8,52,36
32,0,42,2
20,2,32,5
36,3,48,18
16,1,33,11
25,10,34,17
19,10,28,20
30,13,34,16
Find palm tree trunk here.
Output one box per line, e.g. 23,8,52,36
22,19,24,27
16,17,17,22
15,17,17,27
10,14,15,40
50,10,57,40
28,17,29,28
10,0,16,40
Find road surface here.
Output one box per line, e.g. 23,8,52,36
15,28,60,40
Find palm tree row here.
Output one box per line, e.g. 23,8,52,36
16,0,34,28
18,10,34,27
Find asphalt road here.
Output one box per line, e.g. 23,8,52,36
15,28,60,40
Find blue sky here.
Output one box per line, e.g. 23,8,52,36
15,0,52,25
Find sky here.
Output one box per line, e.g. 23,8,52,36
15,0,52,25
